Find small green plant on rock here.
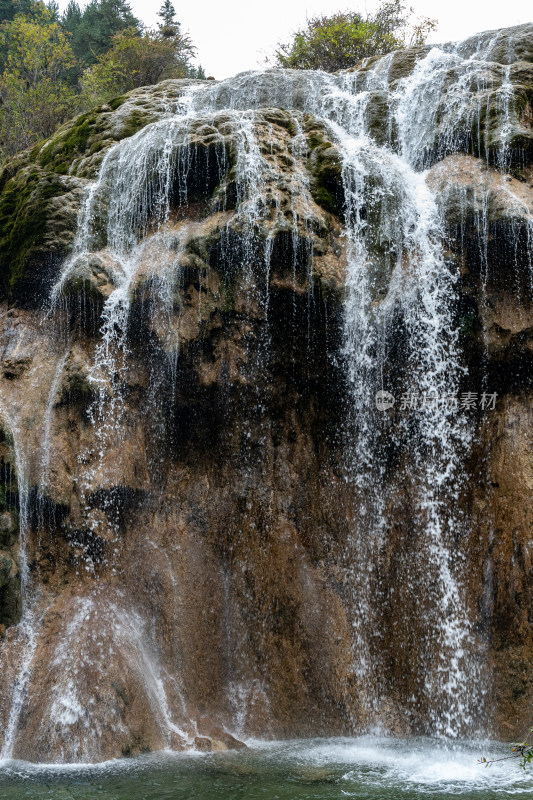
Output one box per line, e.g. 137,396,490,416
480,730,533,769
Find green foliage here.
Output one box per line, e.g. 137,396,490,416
0,3,82,159
275,0,436,72
189,63,206,80
157,0,178,37
82,24,195,100
0,0,201,162
512,734,533,769
480,730,533,770
62,0,140,67
0,0,32,23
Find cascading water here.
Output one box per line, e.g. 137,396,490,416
0,414,40,759
1,23,532,762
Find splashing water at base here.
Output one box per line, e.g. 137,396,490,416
0,738,531,799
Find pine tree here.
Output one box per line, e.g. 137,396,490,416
0,0,32,23
67,0,141,66
46,0,59,21
61,0,82,34
157,0,177,28
157,0,178,38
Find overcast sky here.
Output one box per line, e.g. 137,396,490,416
57,0,532,79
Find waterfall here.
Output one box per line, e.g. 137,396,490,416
0,414,40,759
1,23,532,761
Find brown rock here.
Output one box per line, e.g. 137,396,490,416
194,736,212,752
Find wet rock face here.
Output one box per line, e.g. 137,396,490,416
0,95,353,762
0,432,21,630
0,24,532,763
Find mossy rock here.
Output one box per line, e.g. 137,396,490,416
387,46,428,87
483,85,533,164
364,90,395,147
482,23,533,65
0,81,200,303
0,554,13,586
35,104,157,178
308,145,344,217
61,254,116,303
261,108,298,136
0,510,19,548
0,163,70,301
301,118,344,216
0,552,21,627
510,61,533,94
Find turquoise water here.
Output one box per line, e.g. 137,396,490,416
1,738,532,799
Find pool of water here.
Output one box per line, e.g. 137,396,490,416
0,737,531,799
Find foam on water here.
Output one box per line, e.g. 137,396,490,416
1,738,531,798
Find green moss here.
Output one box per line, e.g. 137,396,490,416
261,109,298,135
308,142,344,217
36,110,102,173
0,165,65,297
120,108,154,139
308,133,331,151
89,140,107,155
459,310,478,345
310,185,338,215
0,556,12,586
60,115,95,155
218,273,235,312
29,143,43,161
108,95,127,111
35,103,152,176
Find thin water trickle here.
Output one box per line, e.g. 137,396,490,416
0,414,40,760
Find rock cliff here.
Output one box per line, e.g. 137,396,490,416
0,23,532,762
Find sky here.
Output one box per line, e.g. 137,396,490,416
57,0,532,79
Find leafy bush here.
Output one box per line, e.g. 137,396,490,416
0,0,203,161
0,4,82,158
275,0,436,72
82,25,195,100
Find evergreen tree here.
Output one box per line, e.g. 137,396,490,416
0,0,32,23
66,0,140,66
46,0,59,21
157,0,177,28
188,63,205,79
59,0,83,83
157,0,178,38
0,0,15,22
61,0,81,34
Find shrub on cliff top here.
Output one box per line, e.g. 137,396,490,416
81,24,196,100
275,0,436,72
